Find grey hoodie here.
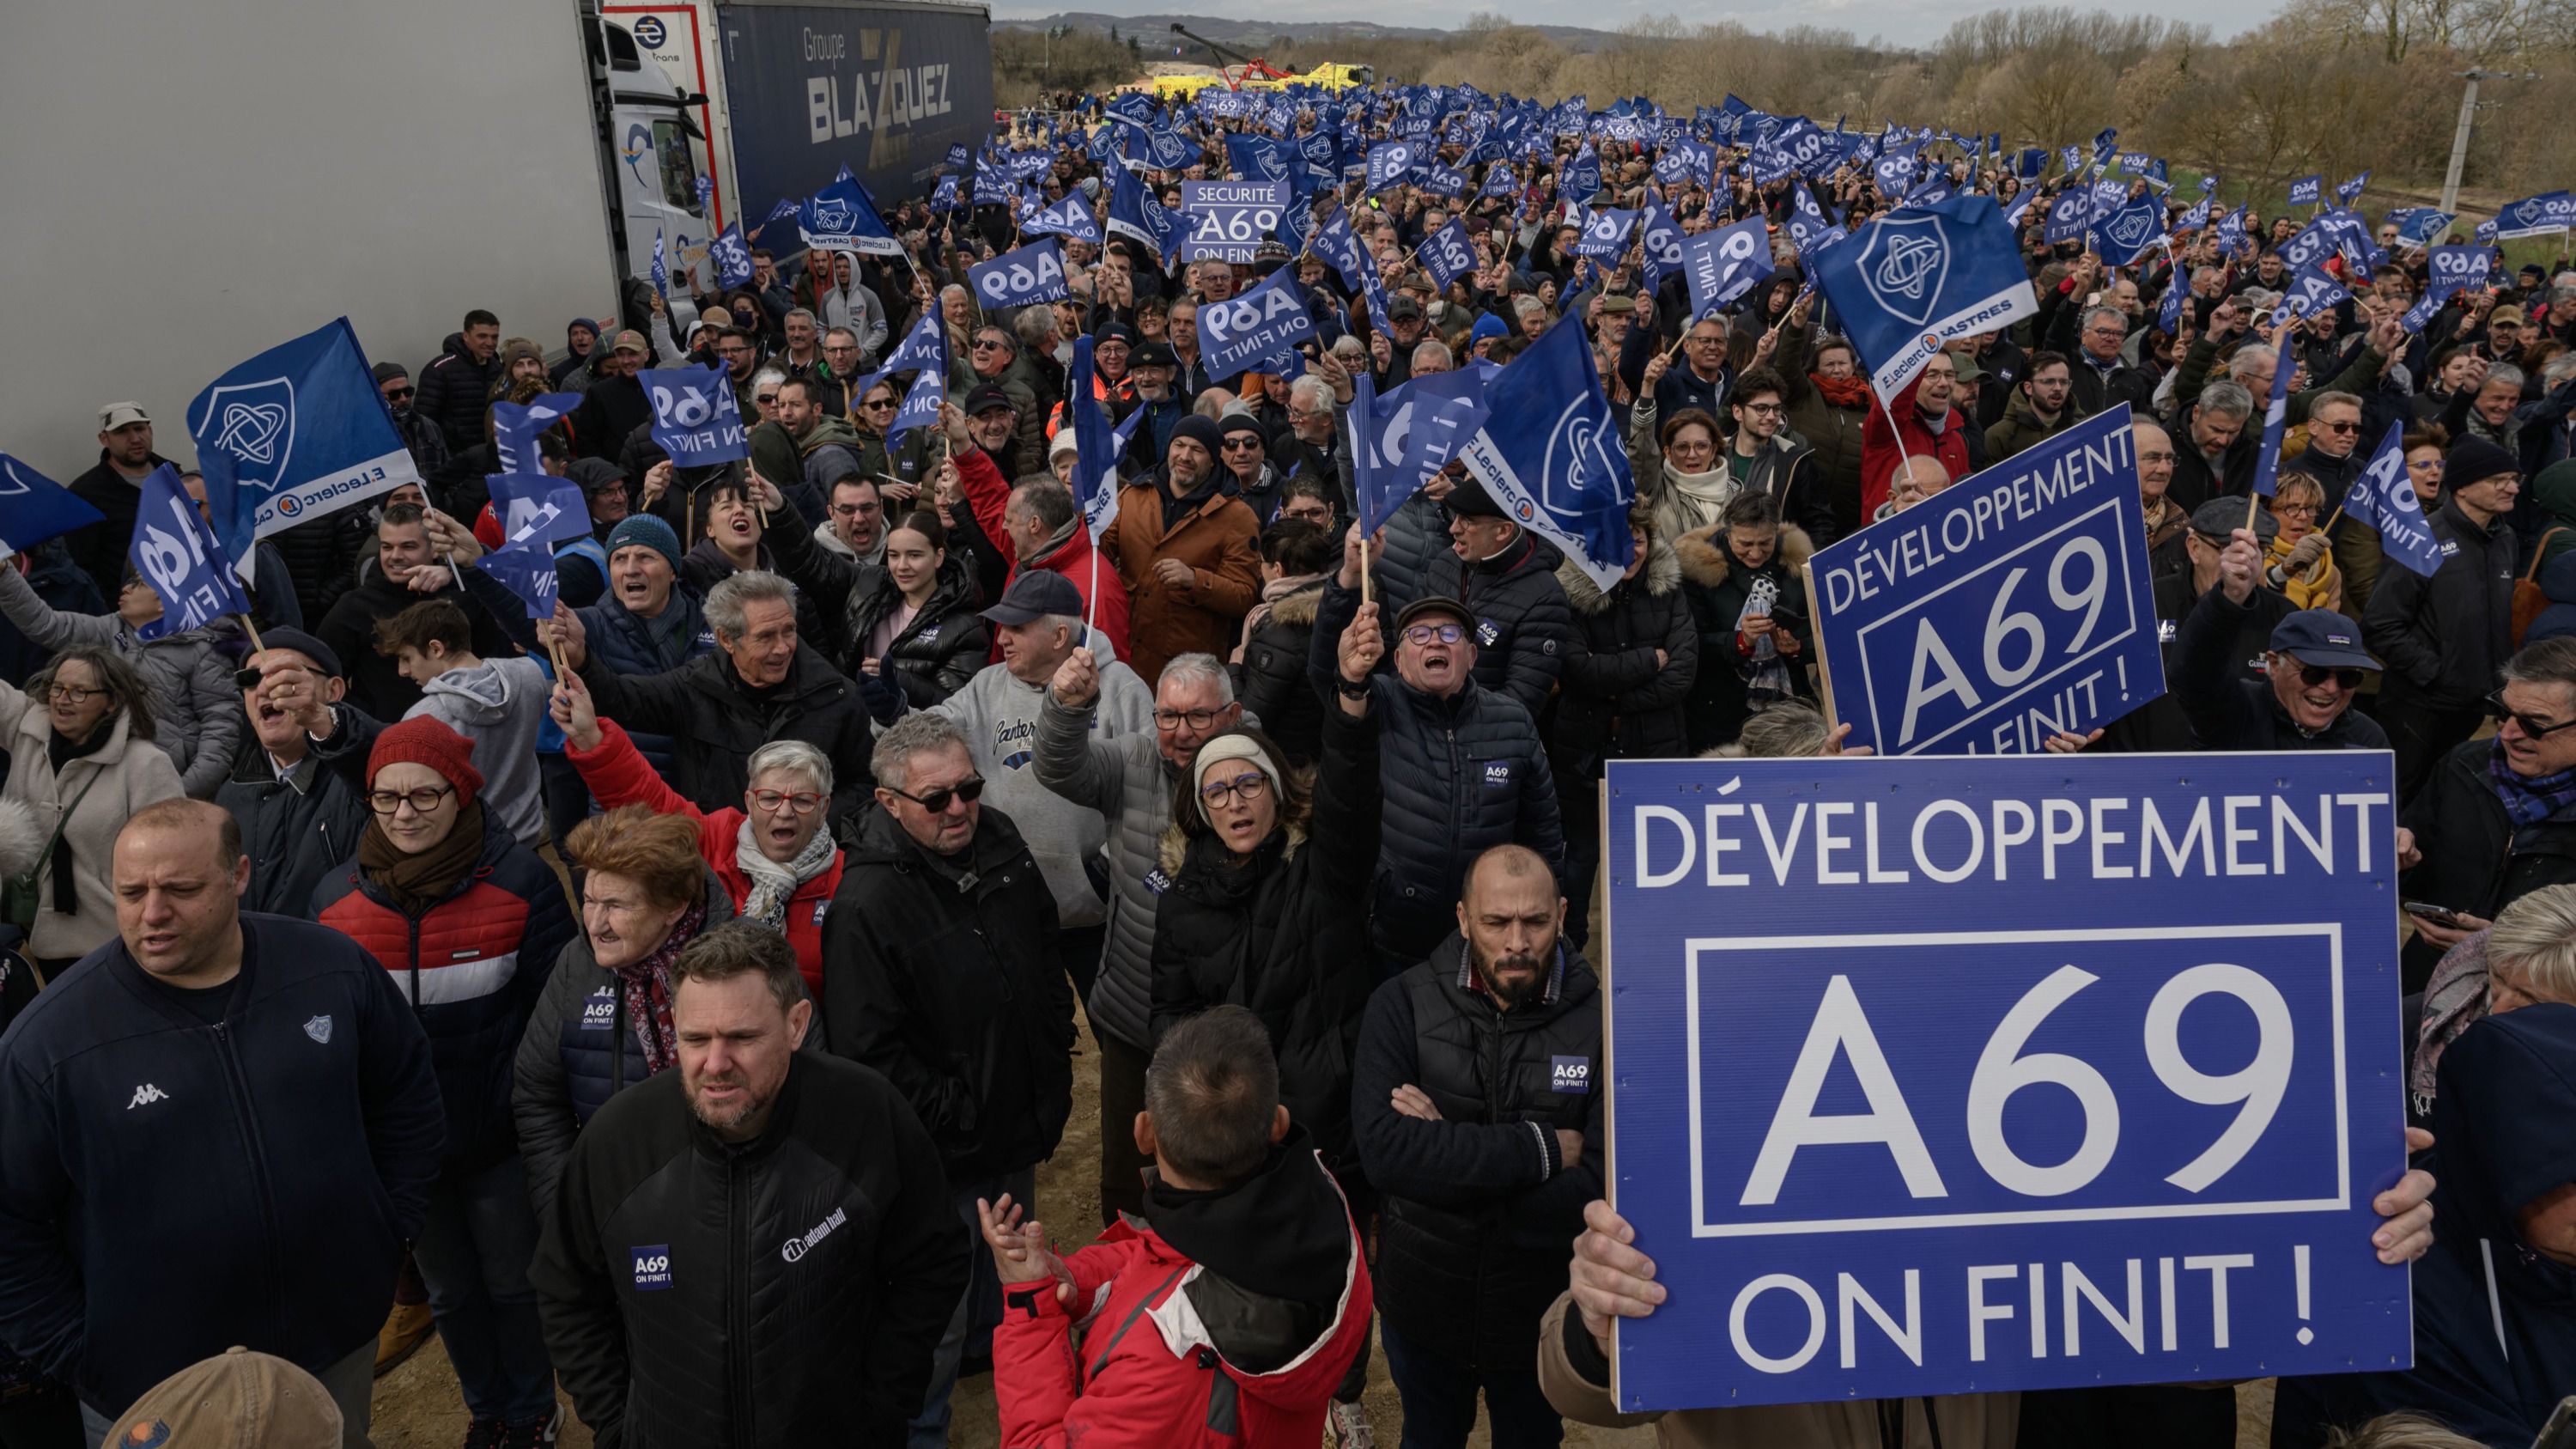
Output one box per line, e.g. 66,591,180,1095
931,659,1154,930
404,655,552,848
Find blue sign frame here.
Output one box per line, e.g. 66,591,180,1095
1805,407,2164,756
1601,752,2411,1412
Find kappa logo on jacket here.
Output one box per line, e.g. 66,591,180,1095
126,1083,170,1110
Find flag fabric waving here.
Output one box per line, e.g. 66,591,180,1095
2342,419,2443,576
475,532,561,620
129,465,252,641
1809,192,2038,405
0,453,105,557
1456,314,1637,589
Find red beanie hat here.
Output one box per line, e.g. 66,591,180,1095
367,716,483,807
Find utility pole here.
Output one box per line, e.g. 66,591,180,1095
2439,66,2539,214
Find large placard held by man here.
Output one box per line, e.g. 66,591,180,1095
1600,752,2411,1411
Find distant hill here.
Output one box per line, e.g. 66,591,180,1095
990,11,1625,52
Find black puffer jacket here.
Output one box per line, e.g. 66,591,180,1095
1370,490,1449,618
1420,529,1575,722
413,333,503,454
2173,587,2390,752
269,507,372,625
1550,539,1696,776
1309,581,1564,965
1236,581,1327,766
575,644,878,826
821,803,1074,1183
762,505,987,697
2398,739,2576,989
1352,937,1601,1369
218,703,380,917
1149,707,1380,1179
2365,499,2517,710
529,1053,972,1449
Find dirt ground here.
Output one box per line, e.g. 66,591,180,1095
368,1002,2275,1448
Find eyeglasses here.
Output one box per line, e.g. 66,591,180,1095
749,788,825,813
2488,691,2576,740
1739,402,1784,417
2294,663,2365,690
368,784,456,815
1199,771,1272,808
1402,622,1466,646
756,393,779,406
1154,706,1230,730
381,387,415,401
887,776,985,813
46,685,105,704
2273,502,2320,519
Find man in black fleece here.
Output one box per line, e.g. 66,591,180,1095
531,922,969,1447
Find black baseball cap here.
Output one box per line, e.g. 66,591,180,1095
963,383,1017,417
2188,496,2279,545
2269,610,2377,670
1130,341,1177,370
981,569,1084,626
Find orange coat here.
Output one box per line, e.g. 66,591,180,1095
1101,478,1261,688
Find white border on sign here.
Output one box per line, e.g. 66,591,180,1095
1682,923,2348,1237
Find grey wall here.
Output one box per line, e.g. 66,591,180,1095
0,0,617,479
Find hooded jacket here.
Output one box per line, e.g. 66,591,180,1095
1150,707,1380,1180
575,643,877,827
0,916,445,1416
1104,471,1264,689
0,565,246,799
2364,498,2517,710
2529,548,2576,646
2274,1003,2576,1449
1420,528,1577,723
1236,581,1326,767
992,1129,1372,1449
404,655,553,849
414,333,505,453
64,450,175,604
313,813,577,1173
1552,539,1696,773
1983,389,2089,464
2172,588,2390,752
316,568,515,726
820,801,1076,1183
530,1050,971,1449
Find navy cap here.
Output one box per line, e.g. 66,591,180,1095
981,569,1084,626
2189,496,2278,545
1394,594,1472,632
2269,609,2378,670
251,627,344,680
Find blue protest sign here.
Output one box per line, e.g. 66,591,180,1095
474,532,560,620
2342,419,2442,578
1023,192,1103,247
1637,206,1686,295
2087,195,2166,268
1457,315,1636,589
1812,193,2038,405
1353,368,1492,536
1180,180,1286,263
1418,219,1481,294
490,393,583,476
1571,206,1639,262
2392,209,2455,247
1199,266,1315,381
2425,245,2491,302
1680,219,1773,322
1106,166,1186,266
708,222,755,289
128,466,252,640
1804,408,2162,755
651,228,669,298
1365,141,1418,196
2287,174,2322,206
486,474,591,549
0,453,104,556
2042,187,2094,248
1601,749,2409,1410
189,317,422,575
930,174,962,212
641,365,750,467
969,239,1070,309
1225,133,1295,186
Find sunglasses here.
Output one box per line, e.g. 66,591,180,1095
1222,438,1262,452
2489,691,2576,739
2293,663,2365,691
756,393,779,406
2315,420,2360,435
382,387,414,401
862,398,897,411
887,776,986,813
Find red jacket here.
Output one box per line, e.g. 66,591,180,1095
564,718,841,995
953,447,1133,663
1859,370,1974,521
993,1151,1370,1449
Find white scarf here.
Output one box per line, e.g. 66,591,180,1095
735,817,837,930
1658,461,1737,535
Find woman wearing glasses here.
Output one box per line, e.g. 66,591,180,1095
0,646,183,973
2263,472,2344,612
310,716,576,1446
549,668,840,994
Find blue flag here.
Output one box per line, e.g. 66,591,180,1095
884,305,949,445
0,454,105,556
2287,174,2323,207
2342,419,2442,577
1810,192,2038,404
1637,204,1686,295
864,302,947,397
490,393,584,476
650,228,669,298
189,317,422,582
708,222,756,289
1680,218,1773,322
475,532,561,620
2247,323,2300,501
799,173,902,256
2336,170,2372,204
1106,166,1185,265
1564,143,1602,201
1365,141,1419,196
1419,219,1481,294
930,174,962,212
2281,265,2354,320
2087,193,2167,267
1353,240,1394,337
969,239,1071,309
642,365,750,467
1023,192,1103,247
1200,265,1316,381
487,474,591,549
1353,368,1492,537
1312,207,1367,293
128,466,252,640
1572,207,1639,261
1066,336,1122,541
1456,315,1637,590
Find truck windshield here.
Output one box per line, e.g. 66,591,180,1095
653,120,703,215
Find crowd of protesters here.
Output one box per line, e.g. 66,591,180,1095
0,80,2569,1449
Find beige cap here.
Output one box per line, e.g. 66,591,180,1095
99,402,150,432
611,329,650,356
105,1346,343,1449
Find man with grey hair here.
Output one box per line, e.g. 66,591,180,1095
2047,289,2154,417
823,708,1074,1446
553,568,878,824
930,570,1153,1007
2168,379,2256,513
779,306,824,379
1411,338,1455,376
1034,645,1243,1222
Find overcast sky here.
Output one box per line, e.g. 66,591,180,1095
991,1,2280,51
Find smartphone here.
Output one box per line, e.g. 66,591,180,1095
2532,1397,2576,1449
2403,901,2470,928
